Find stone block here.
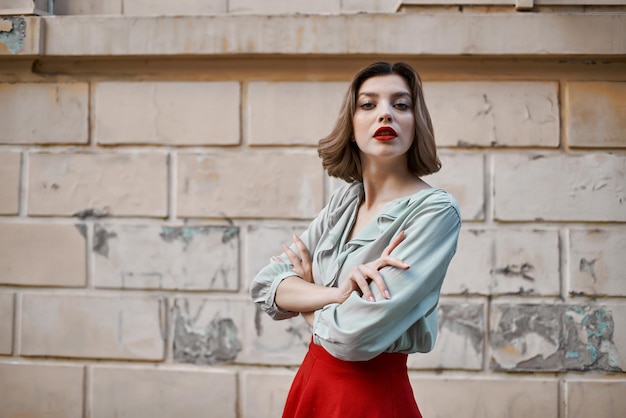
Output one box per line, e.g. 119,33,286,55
53,0,122,15
94,224,239,291
245,224,307,282
177,152,324,219
241,370,296,418
94,81,239,145
0,151,20,214
490,303,625,372
408,303,484,370
247,82,347,146
0,292,13,354
565,82,626,148
443,229,560,296
0,362,84,418
411,377,558,418
122,0,227,15
494,153,626,222
425,81,559,147
229,0,340,14
0,83,87,143
171,298,245,365
239,301,310,366
424,152,485,221
0,223,86,287
342,0,399,12
569,228,626,297
21,294,165,360
0,16,41,55
92,366,237,418
28,152,168,217
566,380,626,418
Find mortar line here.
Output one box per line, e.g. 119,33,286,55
83,364,92,418
12,292,21,356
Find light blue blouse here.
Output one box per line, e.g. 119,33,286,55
250,182,461,361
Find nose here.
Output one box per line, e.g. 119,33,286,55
378,103,393,123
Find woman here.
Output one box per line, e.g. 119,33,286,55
250,62,461,418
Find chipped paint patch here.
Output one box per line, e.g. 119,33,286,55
439,304,484,354
93,224,117,257
173,299,242,365
491,304,622,372
0,18,26,55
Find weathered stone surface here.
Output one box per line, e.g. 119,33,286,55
424,152,485,221
0,292,13,354
425,81,559,147
28,152,168,217
443,229,559,296
342,0,399,12
239,302,310,366
21,294,165,360
566,380,626,418
490,304,624,372
0,83,87,143
408,303,484,370
53,0,122,15
246,224,307,284
0,151,20,214
247,81,347,146
229,0,340,14
0,16,41,56
172,298,244,365
411,377,559,418
565,82,626,148
41,14,626,56
92,366,237,418
94,81,240,145
0,223,86,287
241,370,296,418
242,225,311,365
94,224,239,291
0,362,84,418
123,0,227,15
177,152,324,219
494,153,626,221
569,228,626,297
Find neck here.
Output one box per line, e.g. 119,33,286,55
359,158,422,210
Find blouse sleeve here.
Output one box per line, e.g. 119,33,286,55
312,194,461,361
248,183,352,320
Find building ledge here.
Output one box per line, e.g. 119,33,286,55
1,13,625,58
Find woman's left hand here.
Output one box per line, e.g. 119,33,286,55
273,234,314,283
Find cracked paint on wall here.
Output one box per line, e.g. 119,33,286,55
0,18,25,55
439,303,484,355
490,304,622,372
173,299,242,365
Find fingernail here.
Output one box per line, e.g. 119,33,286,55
384,290,390,299
368,296,375,302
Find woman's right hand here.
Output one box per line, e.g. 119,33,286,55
335,231,410,304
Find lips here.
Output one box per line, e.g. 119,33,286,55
373,126,397,141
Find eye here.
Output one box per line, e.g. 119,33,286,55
394,102,411,110
359,102,375,110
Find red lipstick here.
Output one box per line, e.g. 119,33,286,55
373,126,397,141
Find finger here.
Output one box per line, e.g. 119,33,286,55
282,245,302,268
271,256,282,263
360,264,390,299
351,268,375,302
379,255,410,270
292,234,311,268
382,230,405,256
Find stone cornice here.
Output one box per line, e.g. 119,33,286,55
2,13,625,58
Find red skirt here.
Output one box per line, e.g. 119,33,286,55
282,340,422,418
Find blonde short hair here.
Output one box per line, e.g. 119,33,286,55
318,62,440,182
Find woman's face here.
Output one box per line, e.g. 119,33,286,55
352,74,415,166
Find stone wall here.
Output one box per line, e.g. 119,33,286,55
0,2,625,418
